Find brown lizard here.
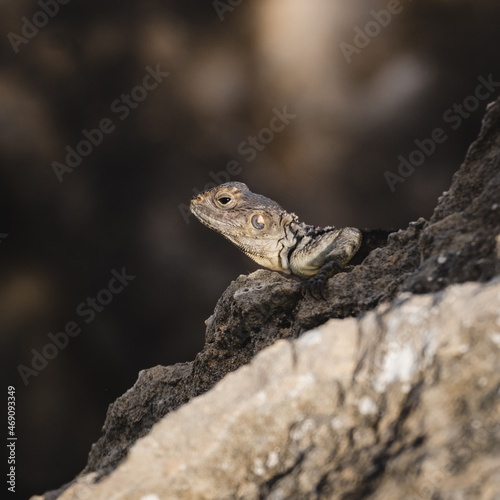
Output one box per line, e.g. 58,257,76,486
190,182,362,297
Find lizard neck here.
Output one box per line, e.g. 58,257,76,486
277,214,307,274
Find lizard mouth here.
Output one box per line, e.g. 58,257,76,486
190,201,242,231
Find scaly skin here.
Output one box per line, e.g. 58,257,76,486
190,182,362,297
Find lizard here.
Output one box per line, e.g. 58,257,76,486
189,182,362,298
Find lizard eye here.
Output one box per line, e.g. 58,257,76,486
216,195,232,207
251,214,265,230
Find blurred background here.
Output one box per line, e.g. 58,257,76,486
1,0,500,497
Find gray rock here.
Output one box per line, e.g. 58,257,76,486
40,278,500,499
33,97,500,499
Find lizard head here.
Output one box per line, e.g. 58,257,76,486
189,182,297,272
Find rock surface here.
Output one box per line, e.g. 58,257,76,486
41,279,500,500
34,98,500,499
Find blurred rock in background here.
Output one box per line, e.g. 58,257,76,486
1,0,500,497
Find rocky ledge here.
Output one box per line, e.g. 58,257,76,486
35,97,500,499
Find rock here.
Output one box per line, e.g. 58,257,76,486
85,363,194,477
44,278,500,499
34,97,500,499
